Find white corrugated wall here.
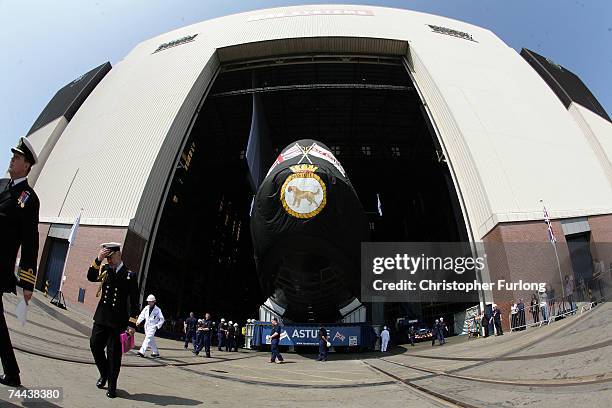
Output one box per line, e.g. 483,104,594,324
32,4,612,245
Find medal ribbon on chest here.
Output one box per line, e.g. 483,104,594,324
17,191,31,208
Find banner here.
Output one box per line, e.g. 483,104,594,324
258,325,364,347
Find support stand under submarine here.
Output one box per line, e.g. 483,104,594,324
249,139,377,350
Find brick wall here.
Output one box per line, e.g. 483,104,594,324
36,223,141,314
483,219,574,331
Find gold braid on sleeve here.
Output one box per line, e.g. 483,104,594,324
95,271,108,298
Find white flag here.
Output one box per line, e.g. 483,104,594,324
15,287,28,326
15,299,28,326
377,193,383,217
68,212,81,248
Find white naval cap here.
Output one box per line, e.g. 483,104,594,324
11,136,38,165
220,318,225,322
146,294,156,302
100,242,122,252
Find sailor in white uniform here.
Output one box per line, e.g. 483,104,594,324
380,326,390,352
136,294,165,358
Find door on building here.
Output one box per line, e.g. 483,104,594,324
566,232,594,300
43,238,69,298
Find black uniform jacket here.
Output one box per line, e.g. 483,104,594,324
0,178,39,293
87,258,140,329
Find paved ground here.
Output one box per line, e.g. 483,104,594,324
0,293,611,407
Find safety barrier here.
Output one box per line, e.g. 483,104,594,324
507,295,605,332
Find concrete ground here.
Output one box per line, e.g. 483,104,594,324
0,293,611,407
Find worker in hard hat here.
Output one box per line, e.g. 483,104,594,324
136,294,165,358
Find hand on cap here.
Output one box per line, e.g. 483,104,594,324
97,248,111,262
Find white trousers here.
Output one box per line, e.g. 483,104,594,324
381,338,389,352
139,331,159,355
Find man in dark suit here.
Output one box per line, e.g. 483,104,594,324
0,137,40,387
87,242,140,398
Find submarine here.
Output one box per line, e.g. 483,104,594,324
250,139,369,322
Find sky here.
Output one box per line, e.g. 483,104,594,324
1,0,611,169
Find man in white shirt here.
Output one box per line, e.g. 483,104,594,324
136,294,165,358
380,326,390,352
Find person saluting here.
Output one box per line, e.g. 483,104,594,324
88,242,140,398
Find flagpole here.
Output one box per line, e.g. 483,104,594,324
57,243,73,295
552,241,565,299
540,200,565,301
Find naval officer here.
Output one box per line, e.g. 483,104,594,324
0,137,40,387
201,313,213,357
87,242,140,398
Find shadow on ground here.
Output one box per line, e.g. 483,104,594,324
118,391,202,406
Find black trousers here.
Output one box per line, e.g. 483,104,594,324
494,319,503,335
203,334,211,356
0,297,19,377
270,340,283,362
184,330,196,348
90,323,122,387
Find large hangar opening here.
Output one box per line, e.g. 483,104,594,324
143,54,473,329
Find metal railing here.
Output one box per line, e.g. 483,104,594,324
507,294,605,332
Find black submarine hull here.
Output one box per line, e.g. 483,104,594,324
250,140,369,322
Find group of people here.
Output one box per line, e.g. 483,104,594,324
183,313,242,357
471,283,588,338
468,304,505,338
380,317,449,351
512,279,597,331
431,318,448,346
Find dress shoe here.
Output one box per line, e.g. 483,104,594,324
106,387,117,398
0,374,21,387
151,354,160,358
137,352,145,357
96,377,107,389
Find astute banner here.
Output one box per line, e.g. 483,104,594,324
260,325,361,346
